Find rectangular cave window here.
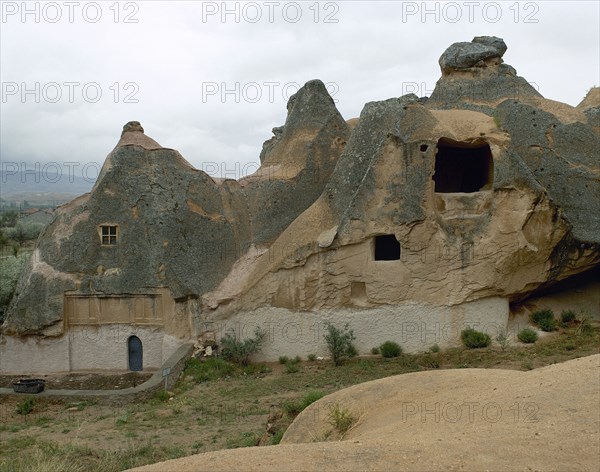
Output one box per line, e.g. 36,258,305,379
433,138,493,193
100,225,118,246
374,234,401,261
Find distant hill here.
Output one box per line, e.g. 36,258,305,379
0,169,95,205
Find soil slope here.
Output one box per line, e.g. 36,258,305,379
130,354,600,472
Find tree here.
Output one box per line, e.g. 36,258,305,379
5,223,44,247
0,210,18,228
0,229,7,253
323,322,357,366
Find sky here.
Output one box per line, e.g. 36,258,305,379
1,0,599,184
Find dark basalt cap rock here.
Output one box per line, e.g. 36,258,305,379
121,120,144,136
439,36,507,74
429,36,541,110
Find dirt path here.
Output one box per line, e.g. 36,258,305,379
130,354,600,472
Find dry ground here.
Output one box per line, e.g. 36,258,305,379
1,325,598,471
132,354,600,472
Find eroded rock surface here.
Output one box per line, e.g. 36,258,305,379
2,38,598,353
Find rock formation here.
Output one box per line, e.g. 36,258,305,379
1,37,598,372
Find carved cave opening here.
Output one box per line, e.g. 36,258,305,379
433,138,493,193
374,234,401,261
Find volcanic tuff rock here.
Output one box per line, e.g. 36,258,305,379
2,38,598,338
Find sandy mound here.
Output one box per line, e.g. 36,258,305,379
129,355,600,472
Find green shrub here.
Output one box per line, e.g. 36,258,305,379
495,327,511,351
307,354,317,362
220,327,267,366
327,402,355,435
346,344,358,358
430,344,440,353
560,310,576,325
323,322,357,366
278,356,289,365
293,355,302,363
517,328,538,344
370,347,380,355
285,361,300,374
379,341,402,358
576,315,593,336
16,398,35,415
461,328,491,349
530,309,556,332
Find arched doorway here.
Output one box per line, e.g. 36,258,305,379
128,336,143,371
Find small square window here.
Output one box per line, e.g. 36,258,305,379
374,234,401,261
101,225,118,245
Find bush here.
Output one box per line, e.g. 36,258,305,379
16,398,35,415
278,356,289,365
517,328,538,344
307,354,317,362
220,327,267,366
346,344,358,358
495,327,511,351
285,362,300,374
461,328,491,349
379,341,402,358
576,315,593,336
323,322,357,366
560,310,576,325
370,347,380,355
530,309,556,332
327,402,355,435
430,344,440,353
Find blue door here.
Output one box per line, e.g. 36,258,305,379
128,336,143,371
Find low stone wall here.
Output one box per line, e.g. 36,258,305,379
202,297,509,360
0,326,182,374
0,343,193,405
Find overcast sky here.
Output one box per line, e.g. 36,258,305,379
1,0,599,183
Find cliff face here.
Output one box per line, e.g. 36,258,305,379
3,38,599,338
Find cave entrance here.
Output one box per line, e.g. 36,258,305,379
374,234,401,261
433,138,493,193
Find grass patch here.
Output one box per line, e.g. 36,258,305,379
0,326,596,472
184,357,236,382
327,402,355,436
0,437,187,472
283,390,326,417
